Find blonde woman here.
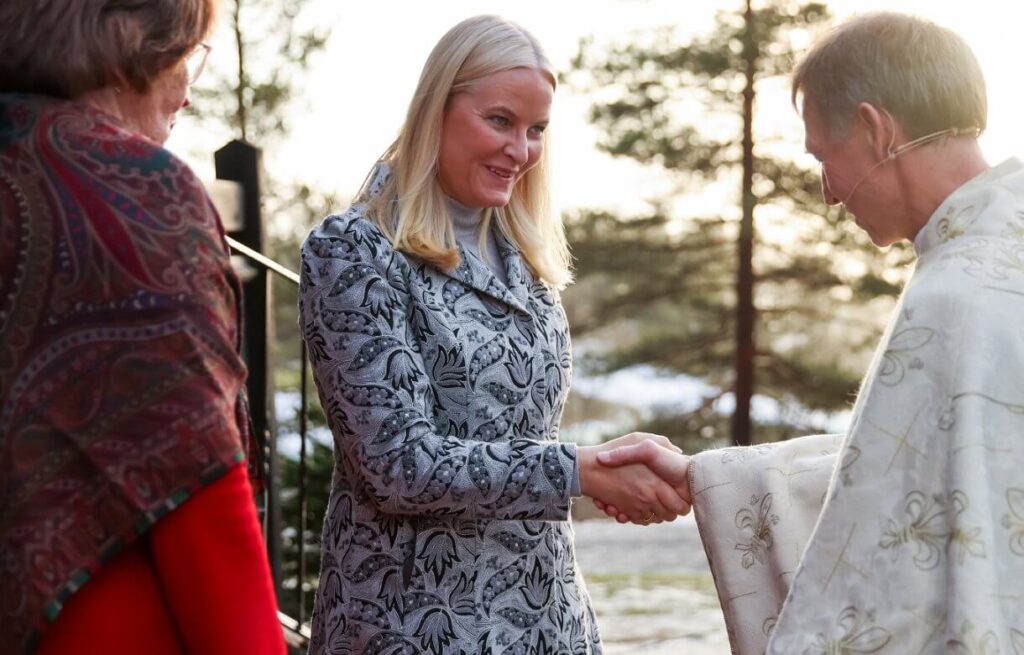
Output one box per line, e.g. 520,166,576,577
299,14,690,654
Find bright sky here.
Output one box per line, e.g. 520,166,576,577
172,0,1024,222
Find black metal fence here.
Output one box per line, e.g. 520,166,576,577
212,140,314,651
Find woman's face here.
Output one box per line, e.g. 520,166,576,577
437,67,554,208
121,60,191,144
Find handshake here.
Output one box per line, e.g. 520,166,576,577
578,433,692,525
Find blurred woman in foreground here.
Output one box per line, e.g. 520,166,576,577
0,1,284,653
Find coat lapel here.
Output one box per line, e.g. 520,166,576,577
444,231,532,318
494,229,532,307
360,161,537,317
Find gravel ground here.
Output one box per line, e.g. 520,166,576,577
572,514,731,654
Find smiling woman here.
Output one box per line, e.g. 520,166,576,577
438,67,553,210
359,14,569,286
298,13,690,655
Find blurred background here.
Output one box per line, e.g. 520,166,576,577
173,1,1024,650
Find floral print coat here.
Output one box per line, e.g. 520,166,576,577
299,170,602,655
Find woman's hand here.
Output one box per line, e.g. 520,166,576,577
589,437,692,524
578,433,691,525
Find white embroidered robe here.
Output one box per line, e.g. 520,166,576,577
691,158,1024,654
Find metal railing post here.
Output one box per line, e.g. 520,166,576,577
214,140,284,602
297,340,309,625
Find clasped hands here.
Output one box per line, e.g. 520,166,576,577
578,432,691,525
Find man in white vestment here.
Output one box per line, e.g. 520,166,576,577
596,12,1024,654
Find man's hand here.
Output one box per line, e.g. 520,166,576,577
578,433,691,525
591,437,692,524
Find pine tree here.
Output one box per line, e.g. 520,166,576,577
191,0,329,145
187,0,334,623
563,0,912,446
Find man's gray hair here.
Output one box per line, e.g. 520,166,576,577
792,12,987,140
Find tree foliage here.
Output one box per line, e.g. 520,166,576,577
189,0,338,361
186,0,334,623
563,0,912,444
190,0,329,144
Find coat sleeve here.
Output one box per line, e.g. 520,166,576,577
299,211,578,521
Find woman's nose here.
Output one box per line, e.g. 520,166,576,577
503,131,528,166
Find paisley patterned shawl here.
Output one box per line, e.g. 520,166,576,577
0,94,251,653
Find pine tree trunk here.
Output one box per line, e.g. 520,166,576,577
232,0,249,141
732,0,757,446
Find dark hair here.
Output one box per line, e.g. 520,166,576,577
0,0,217,97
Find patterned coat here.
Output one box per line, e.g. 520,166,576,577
299,170,602,655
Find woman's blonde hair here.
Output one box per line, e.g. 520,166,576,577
359,15,572,289
0,0,217,98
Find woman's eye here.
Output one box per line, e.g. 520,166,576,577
529,124,547,136
489,115,510,127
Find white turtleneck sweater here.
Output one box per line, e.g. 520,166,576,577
446,195,509,287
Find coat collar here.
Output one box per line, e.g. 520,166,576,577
448,226,533,317
361,161,537,317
